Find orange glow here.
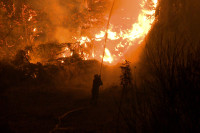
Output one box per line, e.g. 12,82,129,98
79,36,91,45
28,15,33,21
103,48,113,63
33,28,37,32
60,0,158,65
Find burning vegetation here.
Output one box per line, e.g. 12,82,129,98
0,0,157,65
0,0,200,133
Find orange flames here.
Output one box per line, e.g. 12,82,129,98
61,0,158,65
104,48,113,64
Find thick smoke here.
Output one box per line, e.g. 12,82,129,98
111,0,142,27
30,0,82,43
30,0,112,43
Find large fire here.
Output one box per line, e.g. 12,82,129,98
59,0,158,65
66,0,157,64
0,0,158,65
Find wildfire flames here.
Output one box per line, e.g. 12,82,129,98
1,0,158,65
60,0,158,65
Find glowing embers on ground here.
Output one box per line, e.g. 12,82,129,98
61,0,158,65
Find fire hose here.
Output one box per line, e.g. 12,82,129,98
100,0,116,76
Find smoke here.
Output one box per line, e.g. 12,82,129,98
30,0,143,44
29,0,113,43
30,0,79,43
127,0,200,65
138,0,200,83
111,0,142,27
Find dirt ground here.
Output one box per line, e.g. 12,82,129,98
0,85,125,133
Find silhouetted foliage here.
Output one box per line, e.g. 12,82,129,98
116,0,200,132
120,60,132,90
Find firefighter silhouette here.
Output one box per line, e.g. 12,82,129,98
91,74,103,105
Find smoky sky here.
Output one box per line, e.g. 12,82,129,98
27,0,143,43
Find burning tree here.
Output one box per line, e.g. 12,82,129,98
0,0,42,60
0,0,158,65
